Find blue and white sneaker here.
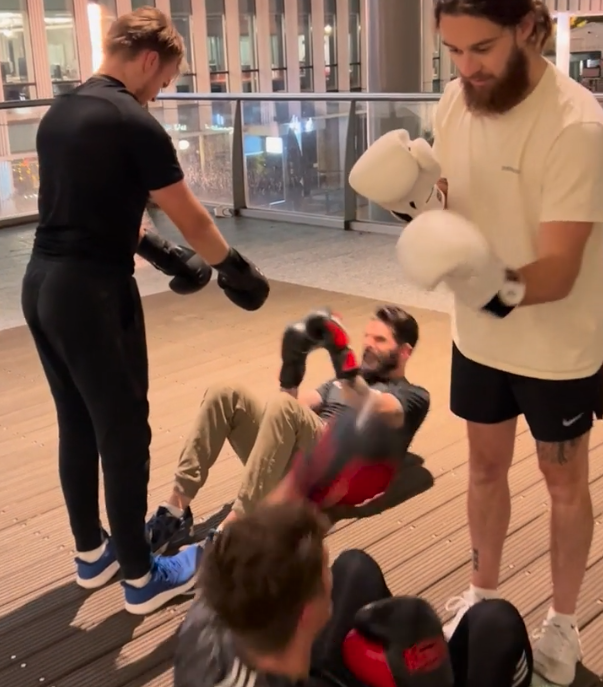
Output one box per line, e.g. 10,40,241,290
122,544,202,615
75,537,120,589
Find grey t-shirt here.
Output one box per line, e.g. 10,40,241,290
314,377,430,455
174,598,301,687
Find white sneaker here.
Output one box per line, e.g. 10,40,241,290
442,589,480,639
532,613,582,686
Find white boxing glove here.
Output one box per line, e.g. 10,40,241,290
396,210,526,318
349,130,445,220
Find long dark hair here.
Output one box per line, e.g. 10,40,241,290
434,0,553,49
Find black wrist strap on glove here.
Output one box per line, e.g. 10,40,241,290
482,269,526,319
137,231,187,276
212,247,242,273
137,230,213,296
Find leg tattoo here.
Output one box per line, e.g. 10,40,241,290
537,438,581,466
472,548,479,571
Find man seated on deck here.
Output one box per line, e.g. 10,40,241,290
146,305,432,553
174,500,536,687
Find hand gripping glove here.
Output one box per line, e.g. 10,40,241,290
395,210,526,319
137,232,212,295
349,130,445,221
212,248,270,311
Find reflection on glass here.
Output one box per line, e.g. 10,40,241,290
88,1,117,73
239,0,259,92
355,101,438,223
0,106,48,221
206,0,228,92
43,0,79,92
244,100,347,217
269,0,286,91
324,0,337,91
568,15,603,93
349,0,361,91
170,0,195,79
298,0,313,91
0,0,35,101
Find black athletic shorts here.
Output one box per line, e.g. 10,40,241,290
450,344,603,443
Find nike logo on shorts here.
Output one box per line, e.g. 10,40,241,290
562,413,585,427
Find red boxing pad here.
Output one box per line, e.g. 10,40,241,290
343,629,397,687
311,460,396,507
290,408,400,508
343,597,454,687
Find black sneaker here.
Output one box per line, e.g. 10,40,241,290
146,505,194,554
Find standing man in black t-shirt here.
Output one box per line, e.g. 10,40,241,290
21,7,269,616
147,305,431,554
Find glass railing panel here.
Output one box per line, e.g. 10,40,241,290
149,99,236,207
242,99,350,217
0,104,50,222
354,99,439,225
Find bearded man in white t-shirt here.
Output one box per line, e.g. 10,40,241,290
349,0,603,684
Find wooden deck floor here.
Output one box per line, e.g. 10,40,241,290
2,279,603,687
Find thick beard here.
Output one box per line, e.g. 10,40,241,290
360,348,400,384
462,44,531,116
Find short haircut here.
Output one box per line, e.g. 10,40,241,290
434,0,553,49
374,305,420,348
198,502,329,654
103,7,185,65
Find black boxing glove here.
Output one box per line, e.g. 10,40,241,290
279,316,322,389
137,232,213,296
213,248,270,311
305,308,360,381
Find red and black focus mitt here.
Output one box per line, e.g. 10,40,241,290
290,406,402,508
343,596,454,687
279,308,360,390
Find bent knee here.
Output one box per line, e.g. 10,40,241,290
203,382,246,406
332,549,381,576
264,391,299,416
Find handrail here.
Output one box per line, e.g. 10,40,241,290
3,91,603,108
3,88,603,231
157,92,443,102
0,98,54,110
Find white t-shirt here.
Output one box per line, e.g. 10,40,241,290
433,62,603,381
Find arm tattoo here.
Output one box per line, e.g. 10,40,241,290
537,438,581,466
472,548,479,571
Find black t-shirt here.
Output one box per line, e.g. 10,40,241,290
32,75,184,273
315,377,430,455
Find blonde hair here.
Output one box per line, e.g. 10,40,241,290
103,6,185,65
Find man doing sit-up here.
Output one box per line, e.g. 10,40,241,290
147,305,431,553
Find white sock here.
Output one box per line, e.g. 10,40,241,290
469,584,498,601
163,502,184,518
126,571,152,588
77,539,107,563
548,607,577,628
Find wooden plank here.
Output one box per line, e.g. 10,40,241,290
2,280,603,687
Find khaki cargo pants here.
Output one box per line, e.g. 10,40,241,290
173,383,325,516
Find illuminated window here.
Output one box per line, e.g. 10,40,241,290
0,0,36,101
43,0,80,95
